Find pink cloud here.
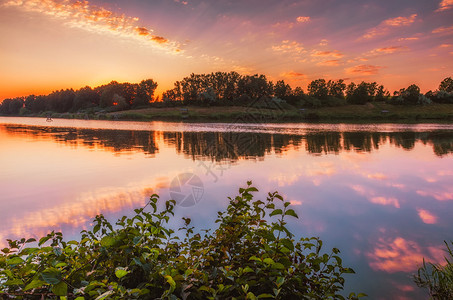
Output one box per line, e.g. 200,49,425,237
432,25,453,34
398,37,419,42
367,173,388,180
370,197,400,208
417,209,438,224
345,64,382,75
366,237,444,273
363,14,417,39
436,0,453,12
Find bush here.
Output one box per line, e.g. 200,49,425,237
0,183,363,299
414,241,453,299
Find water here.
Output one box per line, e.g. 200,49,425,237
1,117,453,299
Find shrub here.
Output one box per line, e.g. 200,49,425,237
414,241,453,299
0,183,363,299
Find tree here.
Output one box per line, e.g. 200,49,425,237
439,77,453,93
274,80,292,99
346,82,377,104
308,79,328,100
133,79,158,107
327,79,346,99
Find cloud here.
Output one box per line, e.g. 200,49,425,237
366,237,444,273
398,37,419,41
273,16,311,30
436,0,453,12
296,16,310,23
432,25,453,34
3,0,181,53
319,39,328,46
417,209,438,224
272,40,306,60
367,173,388,180
363,14,417,39
311,50,344,58
317,59,342,66
365,46,408,57
345,64,382,75
439,44,453,48
370,196,400,208
281,71,307,81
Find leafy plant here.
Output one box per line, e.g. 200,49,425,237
414,241,453,299
0,182,364,299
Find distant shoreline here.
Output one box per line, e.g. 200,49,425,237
2,103,453,124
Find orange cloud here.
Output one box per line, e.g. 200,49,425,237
436,0,453,12
363,14,417,39
345,64,382,75
374,46,407,54
439,44,452,48
296,16,310,23
135,26,150,36
317,59,342,66
3,0,181,53
384,14,418,26
417,209,438,224
432,25,453,34
312,50,344,58
366,237,444,273
281,71,307,81
367,173,388,180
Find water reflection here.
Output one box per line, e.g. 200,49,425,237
2,124,453,159
1,121,453,299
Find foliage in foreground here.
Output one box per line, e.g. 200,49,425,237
0,182,363,299
414,241,453,299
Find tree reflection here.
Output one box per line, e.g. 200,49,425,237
2,124,453,159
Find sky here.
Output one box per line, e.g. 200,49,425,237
0,0,452,100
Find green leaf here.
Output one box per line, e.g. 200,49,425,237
115,267,129,279
75,297,85,300
25,238,37,243
270,209,282,217
271,263,285,270
257,293,274,298
52,281,68,296
284,209,298,218
95,290,114,300
263,258,274,265
165,275,176,289
246,292,257,300
24,278,46,290
41,268,62,284
249,256,262,262
243,266,254,273
100,236,115,247
280,239,294,251
1,247,10,253
5,279,24,286
38,236,51,246
6,257,24,265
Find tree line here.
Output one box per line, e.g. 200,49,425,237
1,73,453,115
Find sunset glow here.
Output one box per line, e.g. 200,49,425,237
1,0,452,100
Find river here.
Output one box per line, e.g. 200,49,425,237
1,117,453,299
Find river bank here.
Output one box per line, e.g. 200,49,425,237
2,103,453,123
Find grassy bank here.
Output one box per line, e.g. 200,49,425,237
107,103,453,122
3,103,453,123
